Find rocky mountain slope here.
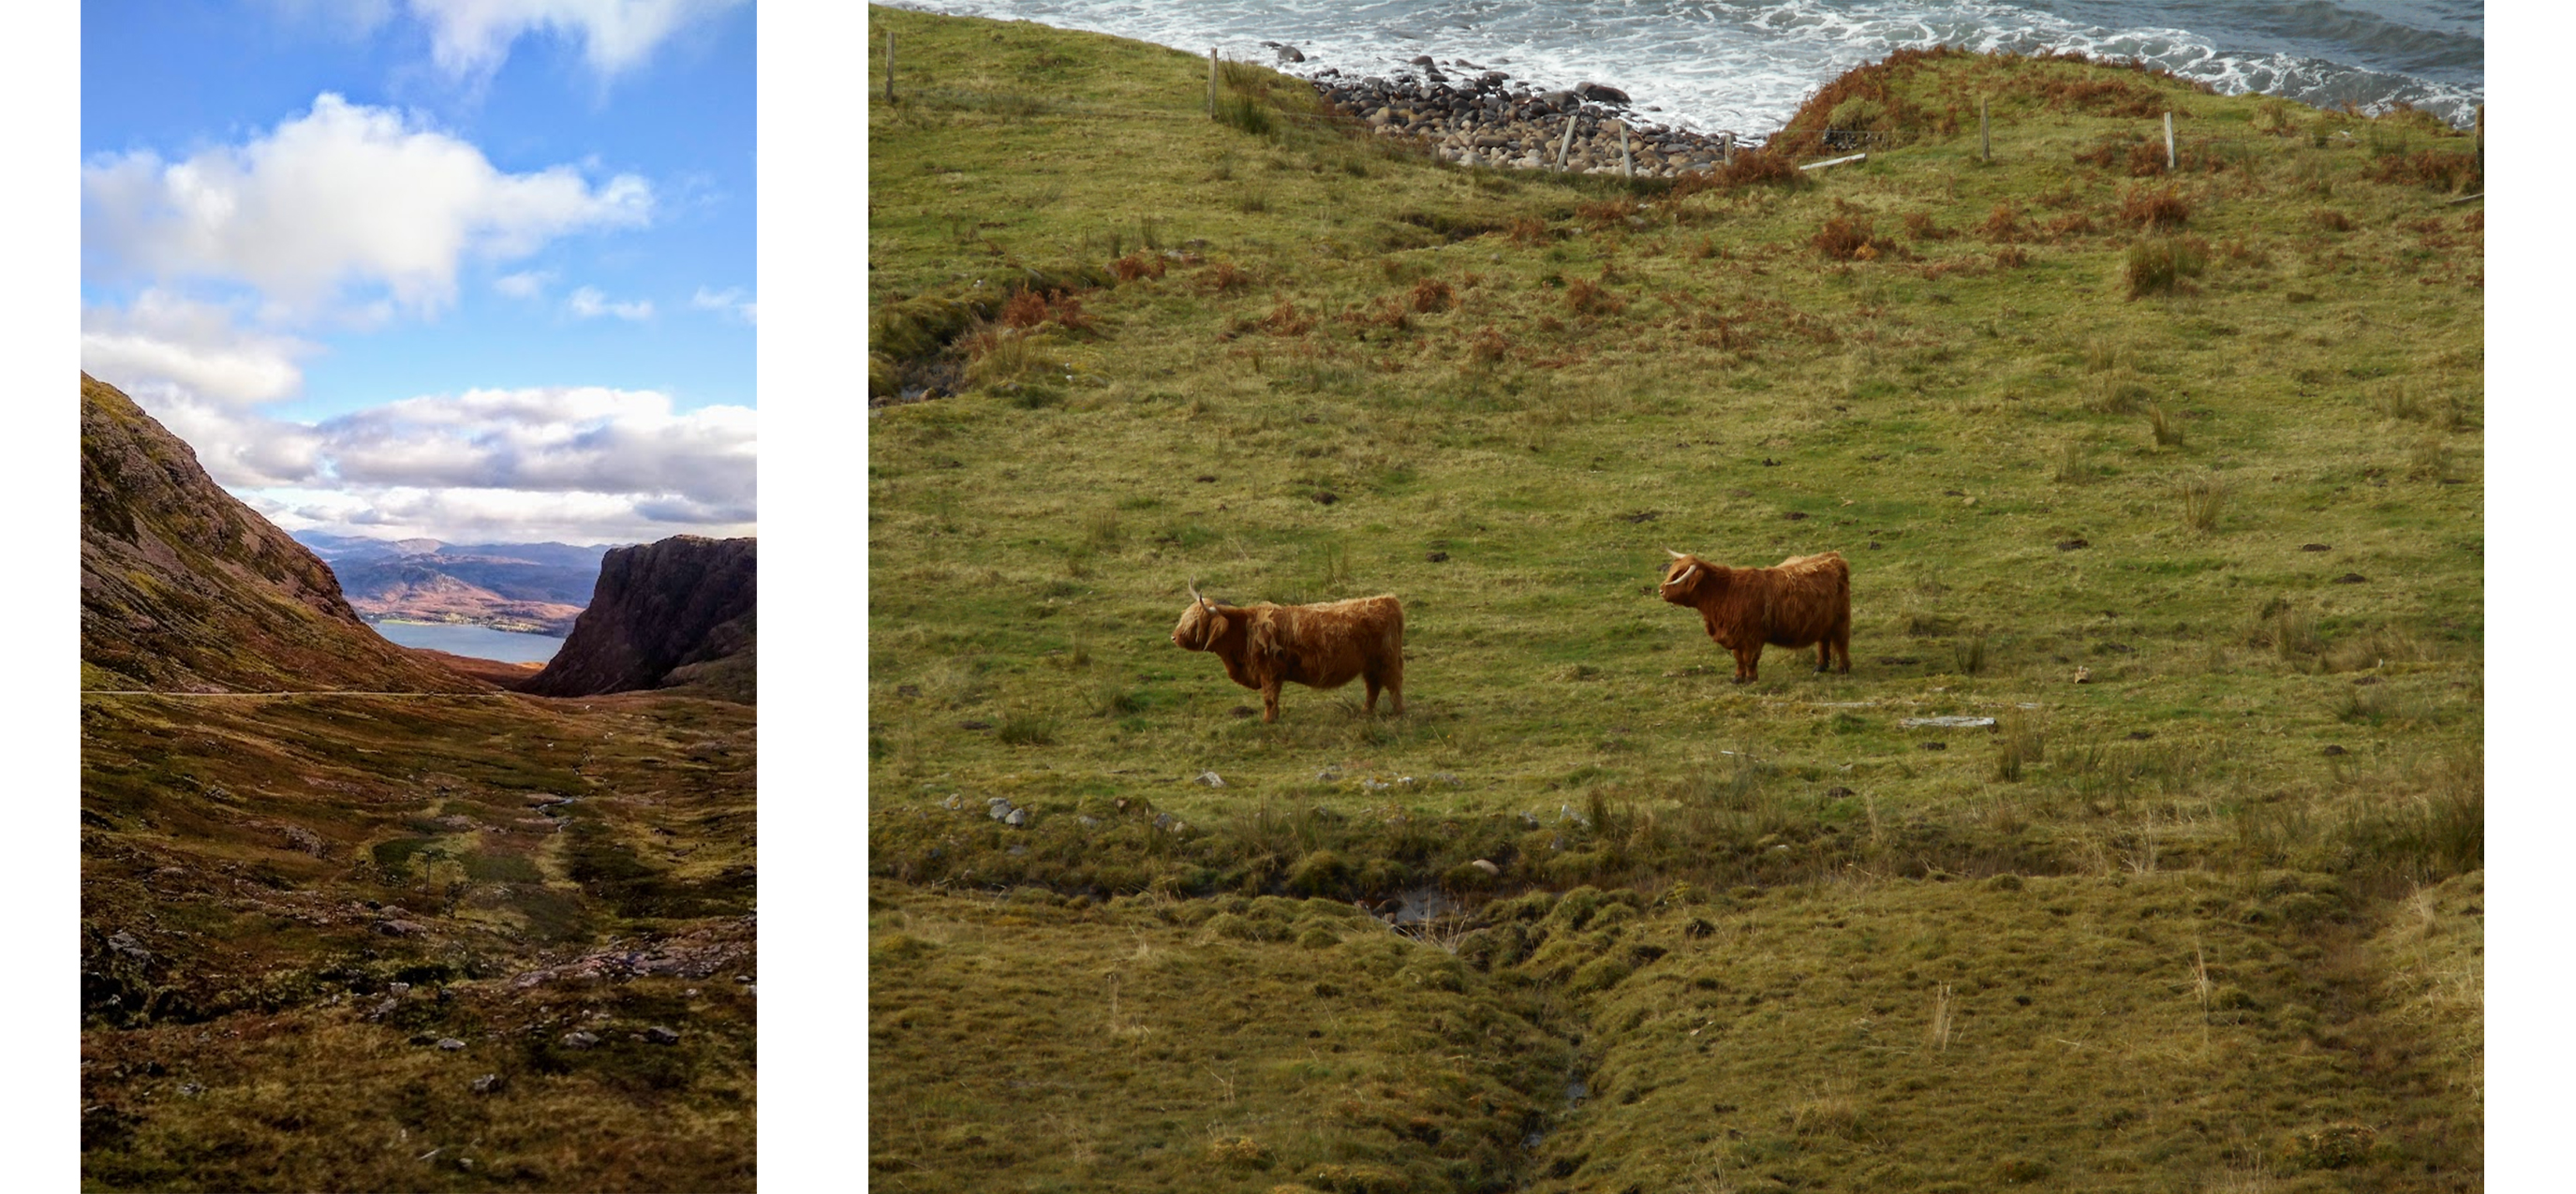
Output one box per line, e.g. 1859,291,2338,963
79,374,484,693
522,536,755,702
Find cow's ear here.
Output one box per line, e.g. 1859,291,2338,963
1205,612,1230,641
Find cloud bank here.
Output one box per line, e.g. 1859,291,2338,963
112,382,755,542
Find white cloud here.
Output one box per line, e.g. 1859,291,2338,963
494,269,553,298
81,291,320,405
112,379,329,489
407,0,749,81
690,285,755,324
249,485,748,545
119,381,754,542
82,93,651,320
318,386,753,499
568,285,652,320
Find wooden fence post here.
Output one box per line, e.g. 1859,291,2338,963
1621,122,1634,178
1723,130,1733,166
1208,48,1218,119
1979,96,1990,161
1556,112,1578,170
2164,111,2176,170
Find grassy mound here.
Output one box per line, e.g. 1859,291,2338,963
867,6,2480,1189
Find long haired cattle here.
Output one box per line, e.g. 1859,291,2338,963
1657,549,1852,683
1170,581,1404,723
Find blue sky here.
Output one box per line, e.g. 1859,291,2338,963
80,0,755,545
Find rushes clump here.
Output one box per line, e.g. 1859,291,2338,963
2052,438,2093,483
2085,370,2151,413
2181,475,2225,531
2124,236,2208,299
998,709,1059,746
2149,402,2186,448
1953,630,1989,675
1995,710,2043,781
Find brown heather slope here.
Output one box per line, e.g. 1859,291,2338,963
523,536,755,702
80,373,486,693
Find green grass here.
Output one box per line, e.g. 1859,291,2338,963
867,7,2480,1190
81,691,756,1190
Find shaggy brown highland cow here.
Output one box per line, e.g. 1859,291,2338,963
1658,549,1852,683
1171,581,1405,723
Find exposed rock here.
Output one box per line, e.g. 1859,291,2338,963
1469,859,1501,877
562,1030,602,1049
644,1025,681,1045
471,1073,504,1094
437,1038,467,1051
1195,771,1225,788
522,536,755,701
107,932,151,963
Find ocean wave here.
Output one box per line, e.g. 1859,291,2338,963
885,0,2481,133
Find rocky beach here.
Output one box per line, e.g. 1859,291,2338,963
1290,51,1758,177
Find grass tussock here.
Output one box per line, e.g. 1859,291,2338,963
2181,474,2226,530
2124,236,2208,299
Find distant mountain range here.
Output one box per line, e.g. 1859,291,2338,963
290,532,615,634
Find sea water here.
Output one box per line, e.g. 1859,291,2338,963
886,0,2481,134
368,620,568,665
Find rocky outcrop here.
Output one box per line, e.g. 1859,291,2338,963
521,536,755,702
79,373,486,693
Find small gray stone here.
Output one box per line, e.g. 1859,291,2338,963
1004,807,1029,828
942,794,963,810
1470,859,1502,876
1195,771,1225,788
437,1038,467,1051
562,1030,601,1049
644,1025,681,1046
471,1073,504,1094
177,1082,205,1097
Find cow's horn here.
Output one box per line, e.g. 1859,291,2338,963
1666,548,1688,559
1674,564,1699,586
1189,577,1204,604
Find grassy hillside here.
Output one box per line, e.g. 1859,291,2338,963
866,7,2480,1190
82,691,756,1190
